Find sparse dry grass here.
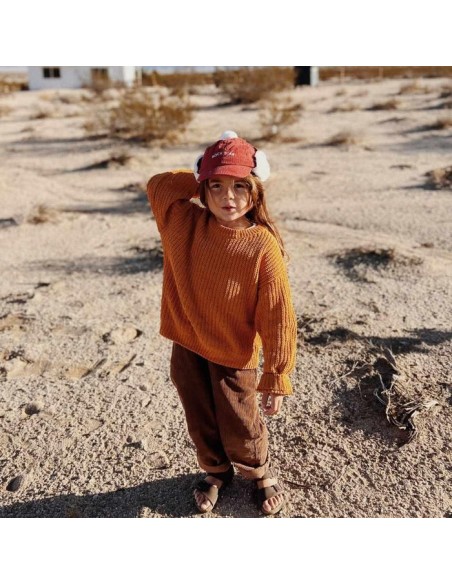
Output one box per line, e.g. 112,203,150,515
213,67,295,104
398,81,432,95
78,149,133,171
439,85,452,99
31,105,58,120
430,117,452,130
258,95,303,141
320,66,452,81
328,102,360,113
325,131,363,147
26,205,59,224
439,99,452,109
330,246,423,282
352,90,369,98
142,70,213,95
425,166,452,190
369,99,400,111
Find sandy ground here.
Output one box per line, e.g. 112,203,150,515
0,77,451,518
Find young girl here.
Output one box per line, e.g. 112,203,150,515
146,131,297,516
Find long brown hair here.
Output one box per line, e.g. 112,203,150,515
198,175,289,261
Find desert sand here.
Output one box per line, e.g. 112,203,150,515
0,76,451,517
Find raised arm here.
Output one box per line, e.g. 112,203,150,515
255,241,297,396
146,170,200,233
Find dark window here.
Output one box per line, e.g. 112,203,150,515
43,67,61,79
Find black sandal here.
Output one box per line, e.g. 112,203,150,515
193,466,234,513
254,469,285,516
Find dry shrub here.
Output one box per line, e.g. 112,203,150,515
78,149,133,171
425,166,452,190
439,85,452,99
335,89,348,97
369,99,400,111
320,66,452,81
26,204,59,224
331,246,422,282
328,102,359,113
430,117,452,130
438,99,452,109
0,78,26,93
143,70,213,95
108,89,193,143
53,92,87,105
213,67,295,104
31,105,57,119
326,131,363,147
398,81,431,95
84,88,193,143
258,95,303,141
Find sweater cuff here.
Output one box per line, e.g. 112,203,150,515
257,373,293,396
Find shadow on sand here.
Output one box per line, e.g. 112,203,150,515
0,473,259,518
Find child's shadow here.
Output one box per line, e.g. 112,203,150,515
0,474,259,518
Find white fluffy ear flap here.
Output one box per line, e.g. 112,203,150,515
220,130,238,140
193,154,203,181
253,150,270,182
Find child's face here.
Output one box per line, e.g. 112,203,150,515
206,175,254,229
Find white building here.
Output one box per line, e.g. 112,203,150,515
28,66,140,90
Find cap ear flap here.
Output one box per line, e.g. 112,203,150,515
253,150,270,182
193,154,203,181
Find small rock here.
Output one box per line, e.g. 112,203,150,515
6,475,27,492
110,326,141,344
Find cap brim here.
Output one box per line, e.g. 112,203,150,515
198,165,252,182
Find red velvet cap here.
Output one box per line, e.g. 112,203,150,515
197,137,256,182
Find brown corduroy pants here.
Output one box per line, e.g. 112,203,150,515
170,342,270,480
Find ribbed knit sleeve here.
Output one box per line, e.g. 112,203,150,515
255,240,297,396
146,170,200,233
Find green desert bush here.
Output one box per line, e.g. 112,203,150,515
213,67,295,104
258,95,303,141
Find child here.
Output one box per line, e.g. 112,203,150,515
146,131,297,516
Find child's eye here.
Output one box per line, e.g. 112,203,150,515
235,183,247,191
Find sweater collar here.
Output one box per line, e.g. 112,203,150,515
208,214,261,240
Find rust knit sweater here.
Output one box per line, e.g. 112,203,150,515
146,170,297,396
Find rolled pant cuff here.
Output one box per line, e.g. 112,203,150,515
233,457,270,480
197,456,232,474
